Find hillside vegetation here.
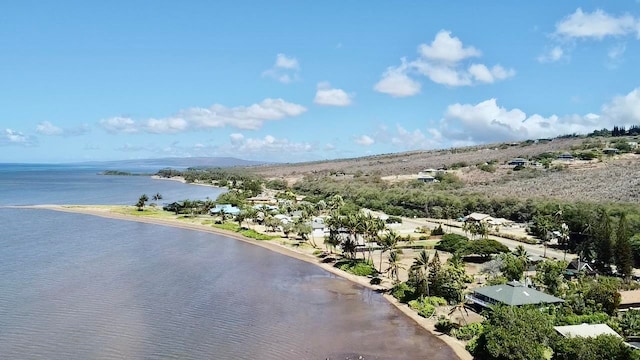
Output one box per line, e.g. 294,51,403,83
251,136,640,203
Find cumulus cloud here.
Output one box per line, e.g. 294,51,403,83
1,129,37,146
438,87,640,144
262,53,301,83
555,8,640,39
36,121,63,136
99,99,307,134
313,82,354,106
35,121,90,136
537,46,565,63
541,9,640,64
418,30,481,63
375,30,514,93
226,133,313,154
373,58,422,97
355,135,374,146
100,117,138,134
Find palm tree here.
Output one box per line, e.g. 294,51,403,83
411,250,431,297
378,230,399,273
136,194,149,211
387,250,404,282
152,192,163,202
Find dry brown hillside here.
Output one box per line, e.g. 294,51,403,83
249,137,640,203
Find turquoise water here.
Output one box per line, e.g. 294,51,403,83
0,165,455,359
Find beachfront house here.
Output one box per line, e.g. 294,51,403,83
466,281,564,309
210,204,241,216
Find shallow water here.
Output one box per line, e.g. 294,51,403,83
0,166,457,359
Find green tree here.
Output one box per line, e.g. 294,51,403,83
471,305,556,360
387,250,404,282
151,192,163,202
410,250,431,297
136,194,149,211
592,207,613,272
378,229,399,273
615,213,633,280
499,253,526,281
552,334,638,360
534,260,568,296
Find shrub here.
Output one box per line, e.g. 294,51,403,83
478,163,496,173
386,216,403,224
431,224,445,236
409,299,436,318
391,282,416,303
453,322,484,341
336,259,377,277
434,317,456,335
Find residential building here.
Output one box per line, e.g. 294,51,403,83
466,281,564,309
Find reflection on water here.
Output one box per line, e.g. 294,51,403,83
0,209,456,359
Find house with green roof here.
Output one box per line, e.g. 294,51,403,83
466,281,564,309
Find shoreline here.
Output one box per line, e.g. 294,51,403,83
13,204,472,360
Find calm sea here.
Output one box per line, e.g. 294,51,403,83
0,164,456,359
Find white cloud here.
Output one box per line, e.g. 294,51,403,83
227,134,313,154
99,99,307,134
99,117,138,134
355,135,374,146
142,118,189,134
418,30,481,63
35,121,90,137
35,121,63,136
537,46,565,63
608,43,627,60
262,53,301,83
375,30,514,92
439,88,640,144
1,129,37,146
555,8,640,39
275,53,299,70
601,88,640,124
373,58,421,97
313,82,354,106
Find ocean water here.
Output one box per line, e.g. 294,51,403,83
0,165,456,359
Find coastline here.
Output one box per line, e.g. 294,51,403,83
16,204,472,360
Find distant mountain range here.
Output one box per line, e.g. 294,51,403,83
74,157,267,170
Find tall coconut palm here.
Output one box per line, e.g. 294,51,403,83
411,250,431,297
387,250,404,282
378,230,399,273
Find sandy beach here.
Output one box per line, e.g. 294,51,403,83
17,204,472,360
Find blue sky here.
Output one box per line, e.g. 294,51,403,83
2,1,640,163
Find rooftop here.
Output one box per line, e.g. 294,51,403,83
472,281,564,306
554,323,621,339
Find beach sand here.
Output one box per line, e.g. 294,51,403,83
20,204,473,360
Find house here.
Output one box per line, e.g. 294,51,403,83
466,281,564,309
246,195,276,205
417,175,439,183
557,152,574,160
603,147,620,155
554,323,621,339
464,212,493,223
507,158,527,166
210,204,241,216
618,290,640,311
565,259,595,277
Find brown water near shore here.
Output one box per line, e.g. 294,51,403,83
1,207,459,359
